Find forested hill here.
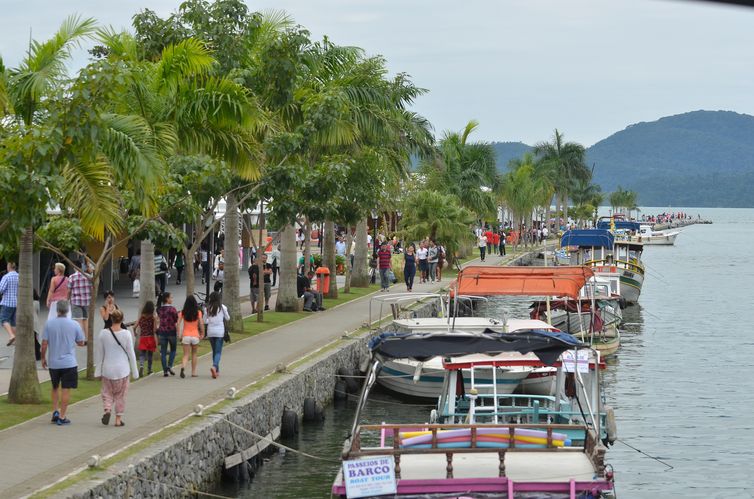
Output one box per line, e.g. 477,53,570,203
491,111,754,207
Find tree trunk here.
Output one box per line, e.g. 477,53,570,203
344,227,354,294
7,227,41,403
562,189,569,226
351,219,369,287
184,246,196,296
276,224,299,311
257,201,266,322
323,219,338,298
86,270,101,379
303,217,311,277
224,192,243,332
140,240,155,313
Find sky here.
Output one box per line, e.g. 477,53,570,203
2,0,753,146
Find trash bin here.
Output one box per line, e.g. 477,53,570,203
315,266,331,296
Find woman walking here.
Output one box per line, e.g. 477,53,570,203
136,301,159,376
205,292,229,379
427,241,438,284
157,292,179,377
46,263,70,321
404,244,417,292
178,295,204,378
99,290,119,329
174,251,185,285
436,243,445,282
95,309,139,427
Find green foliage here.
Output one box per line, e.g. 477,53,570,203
36,217,83,253
419,120,498,218
399,190,474,259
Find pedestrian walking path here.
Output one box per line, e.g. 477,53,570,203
0,253,514,497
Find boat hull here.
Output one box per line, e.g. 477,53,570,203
617,269,643,303
380,360,529,400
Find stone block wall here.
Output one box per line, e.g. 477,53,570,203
64,337,368,498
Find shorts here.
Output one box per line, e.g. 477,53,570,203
182,336,200,346
0,306,16,327
419,260,428,272
71,305,88,320
50,366,78,389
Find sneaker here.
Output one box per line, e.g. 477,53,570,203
56,417,71,426
102,412,111,425
163,371,169,377
168,368,175,376
51,410,60,424
210,366,217,379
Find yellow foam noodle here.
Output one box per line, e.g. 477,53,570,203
399,431,565,447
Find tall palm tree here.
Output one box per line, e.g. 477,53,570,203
533,129,590,224
2,16,173,399
400,190,475,264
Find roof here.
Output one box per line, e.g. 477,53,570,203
368,329,585,364
451,266,595,300
596,220,642,231
560,229,614,249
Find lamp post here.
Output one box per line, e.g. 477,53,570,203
371,209,378,257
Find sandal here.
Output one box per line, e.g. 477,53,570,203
102,412,111,426
6,337,15,346
114,421,125,427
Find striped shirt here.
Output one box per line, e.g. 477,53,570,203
378,249,392,269
0,271,19,308
67,271,92,307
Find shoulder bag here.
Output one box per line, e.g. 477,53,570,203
108,328,130,359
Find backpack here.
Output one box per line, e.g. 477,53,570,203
159,257,168,272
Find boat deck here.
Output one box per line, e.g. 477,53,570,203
397,451,596,482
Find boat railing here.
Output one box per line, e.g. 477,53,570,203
345,423,605,480
586,258,644,274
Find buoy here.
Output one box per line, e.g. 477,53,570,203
281,408,299,438
334,379,348,400
605,406,618,445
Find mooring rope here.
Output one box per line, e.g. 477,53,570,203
616,438,674,470
218,417,342,463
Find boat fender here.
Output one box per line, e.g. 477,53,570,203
303,397,319,422
429,409,439,424
338,367,360,393
334,379,348,400
281,408,299,438
605,406,618,445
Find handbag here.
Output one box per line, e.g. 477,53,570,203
223,320,231,343
387,269,397,284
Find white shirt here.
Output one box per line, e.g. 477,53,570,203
205,305,230,338
95,328,139,380
416,247,428,260
335,241,346,255
478,235,487,247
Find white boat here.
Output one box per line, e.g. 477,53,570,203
379,318,555,399
637,224,680,245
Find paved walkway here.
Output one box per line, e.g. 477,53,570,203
0,252,515,498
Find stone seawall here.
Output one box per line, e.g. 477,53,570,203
64,337,368,498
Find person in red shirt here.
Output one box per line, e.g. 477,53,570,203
484,228,494,255
377,243,393,292
491,231,500,255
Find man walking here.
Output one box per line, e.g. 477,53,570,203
67,262,92,338
154,249,168,295
499,231,506,256
0,261,18,346
41,300,85,426
248,254,273,313
378,242,393,292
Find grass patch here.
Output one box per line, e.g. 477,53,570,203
0,377,102,431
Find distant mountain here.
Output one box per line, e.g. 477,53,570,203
588,110,754,207
490,111,754,207
490,141,532,171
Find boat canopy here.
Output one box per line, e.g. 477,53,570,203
561,229,614,249
596,220,642,231
451,266,595,300
368,328,584,365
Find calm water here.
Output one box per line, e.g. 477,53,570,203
221,208,754,498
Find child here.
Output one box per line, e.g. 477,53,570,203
136,300,159,376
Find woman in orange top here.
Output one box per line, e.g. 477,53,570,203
177,295,204,378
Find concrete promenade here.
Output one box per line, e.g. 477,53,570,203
0,252,517,498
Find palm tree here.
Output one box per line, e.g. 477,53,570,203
609,186,638,219
533,129,590,224
571,179,603,227
420,120,498,220
400,190,475,264
500,156,538,247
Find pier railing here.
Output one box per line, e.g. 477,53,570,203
343,423,606,480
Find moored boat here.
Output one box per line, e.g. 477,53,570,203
332,329,616,498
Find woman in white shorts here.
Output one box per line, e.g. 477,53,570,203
177,295,204,378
